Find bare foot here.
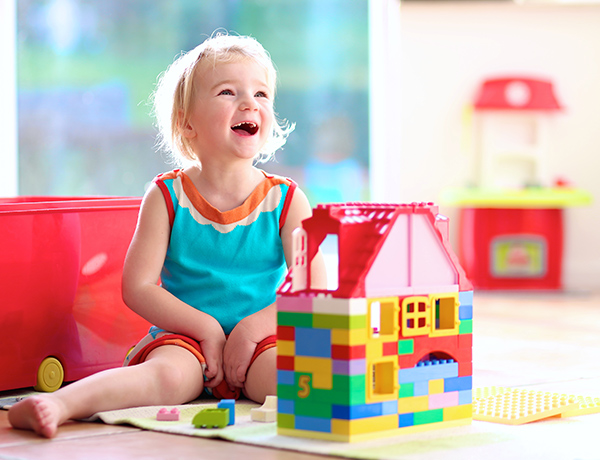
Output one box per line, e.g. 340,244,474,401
8,395,67,438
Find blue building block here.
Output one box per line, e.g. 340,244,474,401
295,415,332,433
382,400,398,415
278,399,295,414
444,376,472,392
458,389,472,405
217,399,235,425
295,327,332,358
459,290,473,307
332,402,383,420
277,369,295,385
398,360,459,383
459,305,473,320
413,380,429,396
398,412,414,428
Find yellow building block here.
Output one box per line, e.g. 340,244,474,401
280,418,472,443
277,339,295,356
331,328,368,346
443,404,473,421
366,341,383,361
294,356,332,389
473,386,512,400
429,379,445,395
475,387,600,419
332,414,398,436
398,395,429,414
473,389,579,425
559,396,600,417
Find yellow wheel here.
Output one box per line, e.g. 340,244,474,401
34,357,64,392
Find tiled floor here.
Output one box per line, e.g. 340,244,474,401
2,291,599,459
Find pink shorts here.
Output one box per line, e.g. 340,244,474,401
123,331,276,400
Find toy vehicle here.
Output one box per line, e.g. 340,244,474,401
1,196,151,392
192,408,229,429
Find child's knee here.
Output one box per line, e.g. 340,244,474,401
146,346,205,400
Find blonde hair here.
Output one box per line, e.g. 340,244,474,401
152,31,294,166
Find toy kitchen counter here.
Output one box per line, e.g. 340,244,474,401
441,186,592,290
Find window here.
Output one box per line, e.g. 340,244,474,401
430,293,459,337
401,296,430,337
320,234,339,291
401,294,460,338
368,358,398,403
368,297,399,339
291,228,308,292
13,0,369,200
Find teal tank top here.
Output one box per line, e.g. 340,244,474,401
154,169,296,335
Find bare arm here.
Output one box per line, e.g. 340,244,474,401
121,184,226,386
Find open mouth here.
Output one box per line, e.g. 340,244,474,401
231,122,258,136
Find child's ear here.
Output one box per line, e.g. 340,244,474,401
178,110,196,139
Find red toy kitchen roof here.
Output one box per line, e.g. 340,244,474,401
474,77,562,111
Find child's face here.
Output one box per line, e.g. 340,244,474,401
182,57,274,164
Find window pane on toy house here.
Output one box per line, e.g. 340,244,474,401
320,233,339,291
16,0,369,200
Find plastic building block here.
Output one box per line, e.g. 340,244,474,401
0,196,150,393
473,389,578,425
275,203,473,442
156,407,180,421
251,395,278,422
192,408,229,429
473,386,512,400
218,399,235,425
559,395,600,417
474,387,600,419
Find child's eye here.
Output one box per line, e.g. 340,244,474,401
255,91,268,98
219,89,234,96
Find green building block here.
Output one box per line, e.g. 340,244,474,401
398,339,414,355
294,399,332,418
459,319,473,334
398,382,414,398
278,312,313,328
192,408,229,429
278,413,295,429
414,409,444,425
313,313,367,330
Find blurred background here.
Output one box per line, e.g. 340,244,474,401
1,0,598,291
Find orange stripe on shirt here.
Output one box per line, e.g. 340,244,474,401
179,170,291,225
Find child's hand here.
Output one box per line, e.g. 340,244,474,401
198,328,227,389
223,322,257,390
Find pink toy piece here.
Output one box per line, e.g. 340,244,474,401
157,407,180,421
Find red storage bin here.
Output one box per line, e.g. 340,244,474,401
458,207,563,290
1,196,151,391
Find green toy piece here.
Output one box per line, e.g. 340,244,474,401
192,408,229,429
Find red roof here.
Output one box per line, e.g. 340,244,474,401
474,77,562,111
278,202,472,298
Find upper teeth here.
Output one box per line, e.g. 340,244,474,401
233,122,256,129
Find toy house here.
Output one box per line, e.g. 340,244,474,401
276,202,473,442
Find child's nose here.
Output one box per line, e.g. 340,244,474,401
239,94,259,111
